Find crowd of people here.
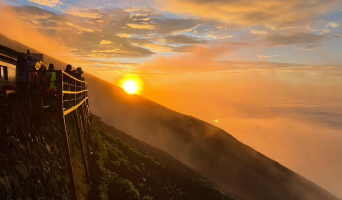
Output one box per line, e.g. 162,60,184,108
15,49,85,111
64,64,84,81
29,63,57,92
16,49,84,95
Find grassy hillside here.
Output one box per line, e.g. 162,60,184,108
86,115,240,200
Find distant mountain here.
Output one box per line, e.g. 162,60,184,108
1,34,339,200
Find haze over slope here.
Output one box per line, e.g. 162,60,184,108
85,74,339,200
0,35,339,200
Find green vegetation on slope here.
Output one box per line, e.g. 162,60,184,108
87,115,241,200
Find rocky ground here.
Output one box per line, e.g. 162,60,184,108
0,97,69,199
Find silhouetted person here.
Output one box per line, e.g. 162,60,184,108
47,64,56,91
64,64,73,91
74,67,83,80
45,63,57,110
38,65,46,91
45,65,51,88
16,50,36,98
65,64,72,75
29,65,37,91
70,68,78,78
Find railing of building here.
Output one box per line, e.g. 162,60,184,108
0,53,16,93
0,45,92,200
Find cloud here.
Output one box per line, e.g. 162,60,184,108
64,7,103,19
257,55,278,58
327,22,340,28
0,4,69,56
138,42,342,75
141,43,173,53
66,22,95,33
205,34,233,40
100,40,113,45
251,29,268,35
163,34,208,44
116,33,133,38
156,0,342,29
8,4,238,61
127,23,156,30
28,0,63,8
260,32,327,48
140,43,262,73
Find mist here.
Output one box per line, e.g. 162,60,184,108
136,49,342,198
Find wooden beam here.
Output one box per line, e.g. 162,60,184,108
80,103,91,158
75,108,91,185
63,90,88,94
63,97,88,116
60,113,78,200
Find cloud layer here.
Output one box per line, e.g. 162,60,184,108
157,0,342,29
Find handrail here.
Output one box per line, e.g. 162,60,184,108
63,97,88,116
62,71,87,83
63,90,88,94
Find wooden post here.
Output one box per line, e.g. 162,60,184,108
60,114,78,200
79,103,91,157
84,99,93,149
74,79,77,107
75,108,91,185
58,71,78,200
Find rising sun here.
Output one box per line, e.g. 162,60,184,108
123,80,139,94
119,75,142,95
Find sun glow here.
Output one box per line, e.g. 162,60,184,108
123,80,138,94
119,75,143,95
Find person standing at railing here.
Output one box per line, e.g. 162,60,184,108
16,49,36,98
65,64,72,75
47,63,56,91
29,65,37,91
64,64,73,91
38,65,46,91
74,67,84,81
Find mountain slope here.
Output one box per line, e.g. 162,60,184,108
0,34,339,200
89,115,240,200
84,75,339,200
